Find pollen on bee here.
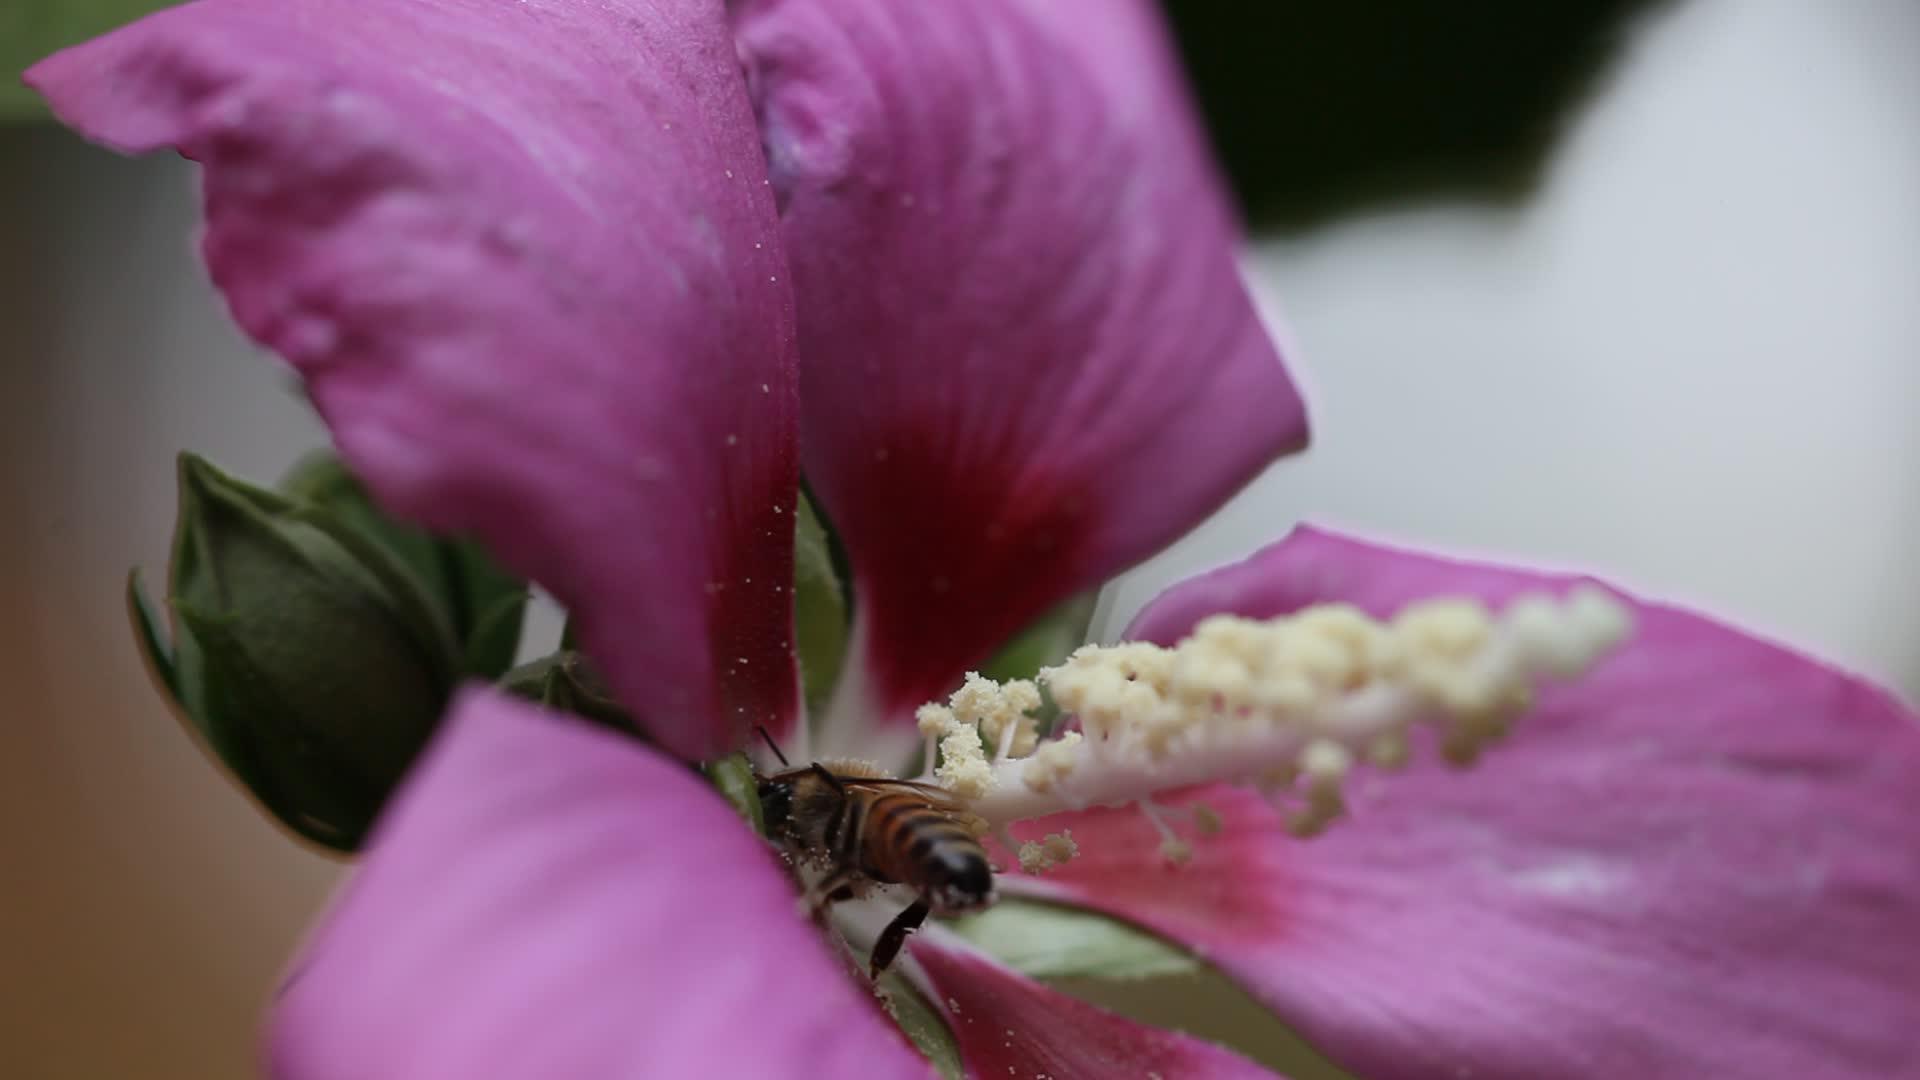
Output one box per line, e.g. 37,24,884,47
924,588,1633,856
817,757,892,779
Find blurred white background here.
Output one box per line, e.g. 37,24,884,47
2,0,1915,1076
1107,0,1920,702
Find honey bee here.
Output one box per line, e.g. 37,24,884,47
756,743,996,977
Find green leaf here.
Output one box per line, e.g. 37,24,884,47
792,490,848,711
125,567,177,700
1055,969,1363,1080
2,0,186,118
980,592,1097,683
952,899,1359,1076
876,971,964,1080
945,899,1199,981
702,753,765,837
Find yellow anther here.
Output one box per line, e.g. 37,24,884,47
1251,670,1319,714
1367,729,1411,769
1017,830,1079,873
927,590,1632,858
1118,679,1161,719
916,703,957,737
936,724,993,798
1292,604,1392,659
1190,804,1225,836
1020,731,1084,793
1258,763,1299,789
1300,738,1352,789
1108,642,1175,691
1171,652,1253,709
949,672,1041,759
1288,783,1345,838
1392,599,1493,665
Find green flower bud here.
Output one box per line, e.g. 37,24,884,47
701,752,765,837
129,454,473,851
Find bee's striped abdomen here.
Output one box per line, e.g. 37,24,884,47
857,789,992,912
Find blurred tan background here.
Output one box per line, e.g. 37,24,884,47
3,0,1916,1077
2,125,340,1078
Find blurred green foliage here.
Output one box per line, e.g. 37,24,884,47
2,0,181,117
1163,0,1665,230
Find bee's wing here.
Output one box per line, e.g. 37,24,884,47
837,777,970,812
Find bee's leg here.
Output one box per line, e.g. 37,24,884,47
803,870,859,924
868,899,931,979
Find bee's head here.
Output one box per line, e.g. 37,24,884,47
927,847,996,913
757,775,794,833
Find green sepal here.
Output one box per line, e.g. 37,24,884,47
499,650,634,734
797,476,855,613
980,591,1097,683
876,971,964,1080
792,489,849,712
438,540,526,679
946,898,1198,981
463,589,531,679
536,653,629,731
281,452,526,678
974,592,1095,736
125,567,178,700
702,753,765,837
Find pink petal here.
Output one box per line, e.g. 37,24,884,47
270,688,934,1079
735,0,1308,736
1011,526,1920,1079
27,0,800,759
991,785,1294,969
910,935,1281,1080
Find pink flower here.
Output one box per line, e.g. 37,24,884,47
28,1,1920,1078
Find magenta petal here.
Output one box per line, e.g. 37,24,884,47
736,0,1308,729
270,688,933,1079
911,935,1280,1080
1037,526,1920,1079
27,0,801,759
